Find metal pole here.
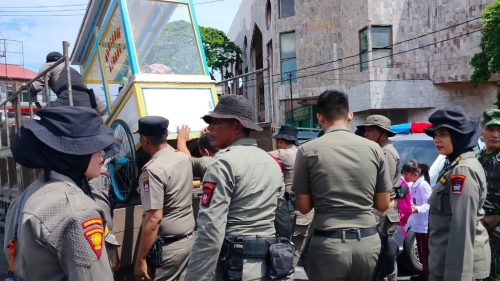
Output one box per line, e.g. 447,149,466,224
44,74,50,107
63,41,73,106
28,89,33,118
3,104,8,147
13,82,21,130
289,73,294,123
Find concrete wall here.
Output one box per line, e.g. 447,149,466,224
228,0,499,127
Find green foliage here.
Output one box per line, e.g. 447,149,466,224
199,26,242,80
143,20,203,75
471,0,500,89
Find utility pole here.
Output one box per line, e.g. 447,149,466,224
289,72,294,123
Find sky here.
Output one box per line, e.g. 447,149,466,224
0,0,242,71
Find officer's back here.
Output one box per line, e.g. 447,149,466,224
297,124,388,229
213,139,282,235
293,90,391,281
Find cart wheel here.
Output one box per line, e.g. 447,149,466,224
109,119,137,203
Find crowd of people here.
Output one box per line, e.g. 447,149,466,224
2,88,500,281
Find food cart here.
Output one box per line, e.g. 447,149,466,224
71,0,218,203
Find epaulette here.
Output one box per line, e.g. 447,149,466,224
141,159,154,171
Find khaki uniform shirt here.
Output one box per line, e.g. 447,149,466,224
3,171,113,281
269,145,297,194
138,146,195,237
191,156,212,179
269,145,313,226
185,138,285,281
292,125,392,230
428,152,490,280
382,141,401,199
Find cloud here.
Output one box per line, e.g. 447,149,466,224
0,0,85,71
0,0,241,72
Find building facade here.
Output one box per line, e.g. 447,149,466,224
0,64,39,120
227,0,499,128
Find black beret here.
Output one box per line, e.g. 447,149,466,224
136,116,169,137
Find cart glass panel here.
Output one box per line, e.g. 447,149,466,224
126,0,204,75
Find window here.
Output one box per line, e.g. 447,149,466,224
359,26,392,71
280,32,296,82
266,0,271,30
279,0,294,18
127,0,203,75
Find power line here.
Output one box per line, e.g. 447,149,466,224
0,8,85,13
275,28,483,84
0,4,87,8
0,14,84,17
194,0,225,5
268,16,481,80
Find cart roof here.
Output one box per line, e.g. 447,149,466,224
70,0,100,65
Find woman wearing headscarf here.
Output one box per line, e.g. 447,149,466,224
424,106,490,281
3,106,117,281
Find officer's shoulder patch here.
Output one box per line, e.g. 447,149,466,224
81,218,103,229
450,174,467,195
201,182,217,207
142,173,150,192
81,217,104,259
83,227,104,259
99,171,111,192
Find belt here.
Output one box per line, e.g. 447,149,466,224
314,227,378,240
56,85,89,96
159,232,193,245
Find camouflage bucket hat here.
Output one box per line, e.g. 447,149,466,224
482,109,500,127
202,95,263,131
356,115,396,136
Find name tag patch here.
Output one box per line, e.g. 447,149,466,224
450,174,466,195
202,182,217,207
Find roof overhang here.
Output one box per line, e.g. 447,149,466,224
70,0,101,65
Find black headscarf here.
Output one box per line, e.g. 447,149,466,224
11,127,94,197
447,127,480,161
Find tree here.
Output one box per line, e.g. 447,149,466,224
143,20,203,75
470,0,500,107
199,26,242,80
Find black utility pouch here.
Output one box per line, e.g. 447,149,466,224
268,238,295,280
146,237,163,268
222,237,244,281
87,88,98,109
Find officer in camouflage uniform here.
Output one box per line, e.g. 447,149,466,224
478,109,500,281
185,95,292,281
